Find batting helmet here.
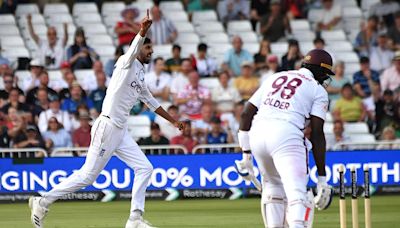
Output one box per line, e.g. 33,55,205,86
302,49,335,75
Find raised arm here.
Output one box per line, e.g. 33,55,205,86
27,14,40,44
123,10,152,67
62,23,68,47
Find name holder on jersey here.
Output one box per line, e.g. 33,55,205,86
264,98,290,110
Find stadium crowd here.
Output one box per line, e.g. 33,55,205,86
0,0,400,157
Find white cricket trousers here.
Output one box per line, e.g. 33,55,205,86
42,115,153,212
250,120,310,228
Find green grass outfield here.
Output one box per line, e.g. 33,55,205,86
1,196,399,228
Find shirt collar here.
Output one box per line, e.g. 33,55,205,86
298,68,314,78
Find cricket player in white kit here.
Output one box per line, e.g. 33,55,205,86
29,11,184,228
236,49,334,228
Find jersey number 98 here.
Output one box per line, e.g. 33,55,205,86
268,76,302,99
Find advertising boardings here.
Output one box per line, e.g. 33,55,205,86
0,150,399,202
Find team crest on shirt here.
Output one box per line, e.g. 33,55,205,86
130,80,142,93
99,148,106,157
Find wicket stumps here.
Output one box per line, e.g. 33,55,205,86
339,165,371,228
339,165,347,228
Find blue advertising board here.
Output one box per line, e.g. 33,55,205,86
0,150,399,194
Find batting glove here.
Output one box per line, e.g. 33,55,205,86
234,153,254,181
314,176,333,210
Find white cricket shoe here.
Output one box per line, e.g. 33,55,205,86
29,197,49,228
125,218,157,228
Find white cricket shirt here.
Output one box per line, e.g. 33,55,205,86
249,68,328,130
101,35,160,128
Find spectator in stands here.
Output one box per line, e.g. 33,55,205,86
326,120,350,150
254,40,271,73
30,88,50,119
316,0,342,31
42,117,73,151
149,5,178,45
260,0,291,42
138,123,170,154
1,88,30,114
61,81,94,114
170,59,192,101
67,28,99,70
155,105,181,140
171,120,197,153
282,0,307,19
105,46,124,77
353,56,380,114
26,71,58,106
72,111,92,148
194,43,218,77
23,59,44,93
280,39,302,71
313,37,326,49
89,72,107,114
234,62,260,100
353,15,379,57
333,83,367,122
250,0,270,30
115,7,140,46
326,61,351,110
212,71,241,113
261,55,279,82
80,60,104,92
220,100,245,143
369,0,400,28
206,116,233,146
377,126,400,149
220,0,250,23
375,89,399,136
13,125,48,155
370,32,394,73
388,11,400,50
193,103,214,142
166,44,183,73
70,104,91,131
58,71,81,101
48,62,71,92
38,96,72,134
0,0,16,14
380,51,400,92
0,73,24,108
27,14,68,70
5,107,25,140
222,36,253,76
145,57,171,103
176,71,211,119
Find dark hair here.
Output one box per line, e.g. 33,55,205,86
288,39,299,46
71,28,92,68
359,56,370,63
198,43,208,51
168,105,179,111
368,15,379,22
342,83,353,90
313,37,325,45
153,57,164,64
172,44,181,51
144,37,152,45
210,116,221,124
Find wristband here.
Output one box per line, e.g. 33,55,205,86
238,130,251,151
